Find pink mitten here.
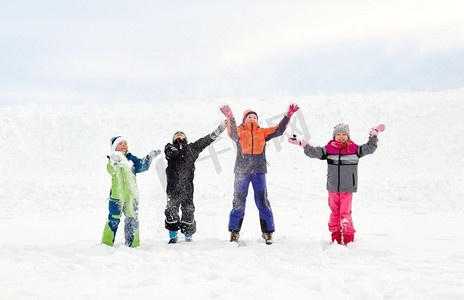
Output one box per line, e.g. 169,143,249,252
288,136,307,147
375,124,385,132
369,124,385,136
286,103,299,118
220,105,234,119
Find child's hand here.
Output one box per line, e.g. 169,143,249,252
147,149,161,160
164,144,179,159
220,105,234,119
375,124,385,132
286,103,299,118
211,120,227,139
217,119,227,132
369,124,386,136
288,135,307,147
109,151,124,165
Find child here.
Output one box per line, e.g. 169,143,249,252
288,123,385,245
102,136,160,247
164,120,227,243
220,104,299,245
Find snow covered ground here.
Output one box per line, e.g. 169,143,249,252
1,89,464,299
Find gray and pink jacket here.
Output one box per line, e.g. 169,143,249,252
303,136,378,193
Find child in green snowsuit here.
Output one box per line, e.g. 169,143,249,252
102,136,160,247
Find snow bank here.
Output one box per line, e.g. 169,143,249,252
1,89,463,299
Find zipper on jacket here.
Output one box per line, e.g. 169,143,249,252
337,149,341,192
251,122,254,154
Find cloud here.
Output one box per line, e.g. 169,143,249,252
1,0,464,103
218,0,464,67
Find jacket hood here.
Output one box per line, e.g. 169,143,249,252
242,120,259,131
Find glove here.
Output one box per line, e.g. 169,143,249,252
286,103,299,118
220,105,234,119
288,135,307,147
210,120,227,140
147,149,161,160
164,144,179,159
108,151,125,165
369,124,386,136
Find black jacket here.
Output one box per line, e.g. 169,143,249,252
164,134,215,195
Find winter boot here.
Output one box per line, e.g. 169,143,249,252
343,233,354,245
168,230,178,244
184,234,193,242
230,231,240,243
262,232,273,245
331,232,342,244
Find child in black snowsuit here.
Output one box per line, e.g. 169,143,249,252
164,120,226,243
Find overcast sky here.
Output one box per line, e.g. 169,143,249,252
1,0,463,104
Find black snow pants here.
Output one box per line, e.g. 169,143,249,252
164,183,196,235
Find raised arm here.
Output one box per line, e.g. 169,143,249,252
263,103,299,141
220,105,239,142
288,135,327,159
191,120,227,153
357,124,385,158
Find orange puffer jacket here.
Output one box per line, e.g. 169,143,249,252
227,116,290,173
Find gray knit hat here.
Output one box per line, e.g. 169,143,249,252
333,123,350,139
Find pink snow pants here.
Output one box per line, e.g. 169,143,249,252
328,192,356,235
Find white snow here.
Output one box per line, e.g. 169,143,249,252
1,90,464,299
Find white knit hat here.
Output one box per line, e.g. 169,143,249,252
332,123,350,139
110,136,127,152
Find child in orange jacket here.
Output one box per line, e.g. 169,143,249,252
220,104,299,244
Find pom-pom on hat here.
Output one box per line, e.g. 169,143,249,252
333,123,350,139
110,136,127,152
242,109,258,123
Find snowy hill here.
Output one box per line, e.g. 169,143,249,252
1,90,464,299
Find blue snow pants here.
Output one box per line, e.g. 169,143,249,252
228,173,275,233
102,198,139,247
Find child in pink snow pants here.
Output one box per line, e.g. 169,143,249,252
289,123,385,245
